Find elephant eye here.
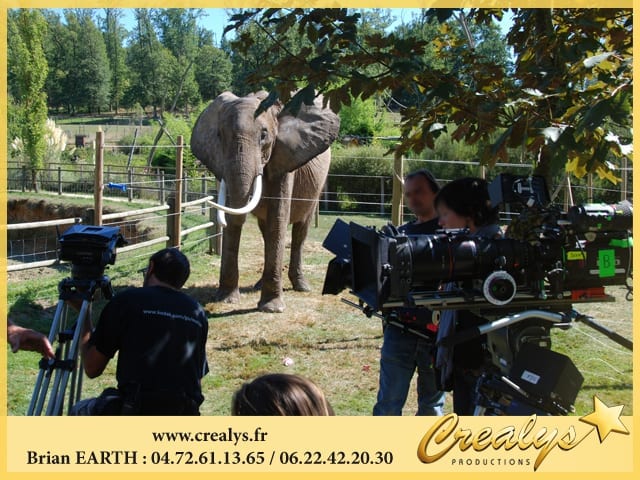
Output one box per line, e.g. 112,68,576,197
260,128,269,144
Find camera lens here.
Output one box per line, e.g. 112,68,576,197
483,271,517,305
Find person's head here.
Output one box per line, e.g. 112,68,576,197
231,373,334,416
143,248,190,289
403,169,440,222
435,177,498,233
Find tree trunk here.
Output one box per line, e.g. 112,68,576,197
30,168,38,193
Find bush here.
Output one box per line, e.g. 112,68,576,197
339,97,377,139
327,135,487,213
329,145,394,213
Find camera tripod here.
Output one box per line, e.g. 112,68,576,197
27,275,113,416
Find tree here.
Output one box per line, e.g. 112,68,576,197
125,9,170,116
194,44,233,101
8,9,49,191
500,9,632,184
224,9,315,95
153,8,202,111
63,9,111,113
41,10,74,113
390,13,461,112
226,8,632,184
102,8,129,113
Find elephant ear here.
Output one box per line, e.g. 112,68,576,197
190,91,238,179
268,96,340,177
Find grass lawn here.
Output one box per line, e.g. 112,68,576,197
6,209,633,416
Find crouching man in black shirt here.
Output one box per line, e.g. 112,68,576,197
71,248,209,415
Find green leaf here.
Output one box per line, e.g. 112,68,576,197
255,90,280,117
577,99,612,130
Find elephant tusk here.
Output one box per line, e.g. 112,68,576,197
208,175,263,224
217,180,227,227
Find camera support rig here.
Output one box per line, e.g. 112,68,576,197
323,173,633,416
27,276,114,415
27,224,126,416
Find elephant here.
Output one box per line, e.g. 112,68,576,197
190,91,340,313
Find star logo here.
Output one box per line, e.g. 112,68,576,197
579,396,629,442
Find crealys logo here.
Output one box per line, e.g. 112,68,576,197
417,396,629,471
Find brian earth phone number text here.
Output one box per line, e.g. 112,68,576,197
146,450,394,465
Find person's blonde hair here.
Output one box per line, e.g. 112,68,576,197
232,373,334,416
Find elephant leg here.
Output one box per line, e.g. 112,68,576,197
258,175,293,313
289,210,314,292
214,217,244,303
253,217,267,291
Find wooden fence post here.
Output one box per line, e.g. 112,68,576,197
127,168,134,202
22,165,26,192
166,196,177,248
58,167,62,195
159,171,165,205
94,130,104,225
380,177,385,215
172,136,184,248
391,147,404,226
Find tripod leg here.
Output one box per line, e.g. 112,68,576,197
49,300,90,415
66,303,91,414
473,405,487,416
27,300,66,415
43,301,77,415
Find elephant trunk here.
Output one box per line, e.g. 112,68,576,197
208,175,263,227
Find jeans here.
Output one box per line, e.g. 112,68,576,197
373,324,445,416
452,368,481,415
69,387,200,415
69,397,100,415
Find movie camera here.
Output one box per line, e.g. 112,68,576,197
58,224,126,281
323,174,633,415
28,225,127,415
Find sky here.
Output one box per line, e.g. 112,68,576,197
82,7,512,46
113,8,436,45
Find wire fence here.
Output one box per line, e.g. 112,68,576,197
7,157,633,215
6,141,634,270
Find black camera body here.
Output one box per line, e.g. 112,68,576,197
323,173,633,415
324,174,632,312
59,224,127,280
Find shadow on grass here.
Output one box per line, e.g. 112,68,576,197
315,335,383,350
209,308,260,318
182,285,262,316
7,295,54,334
581,383,633,390
7,280,139,333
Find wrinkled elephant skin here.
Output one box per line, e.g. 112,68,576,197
191,91,340,312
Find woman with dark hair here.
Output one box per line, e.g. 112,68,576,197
434,176,500,237
232,373,334,416
434,177,502,415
